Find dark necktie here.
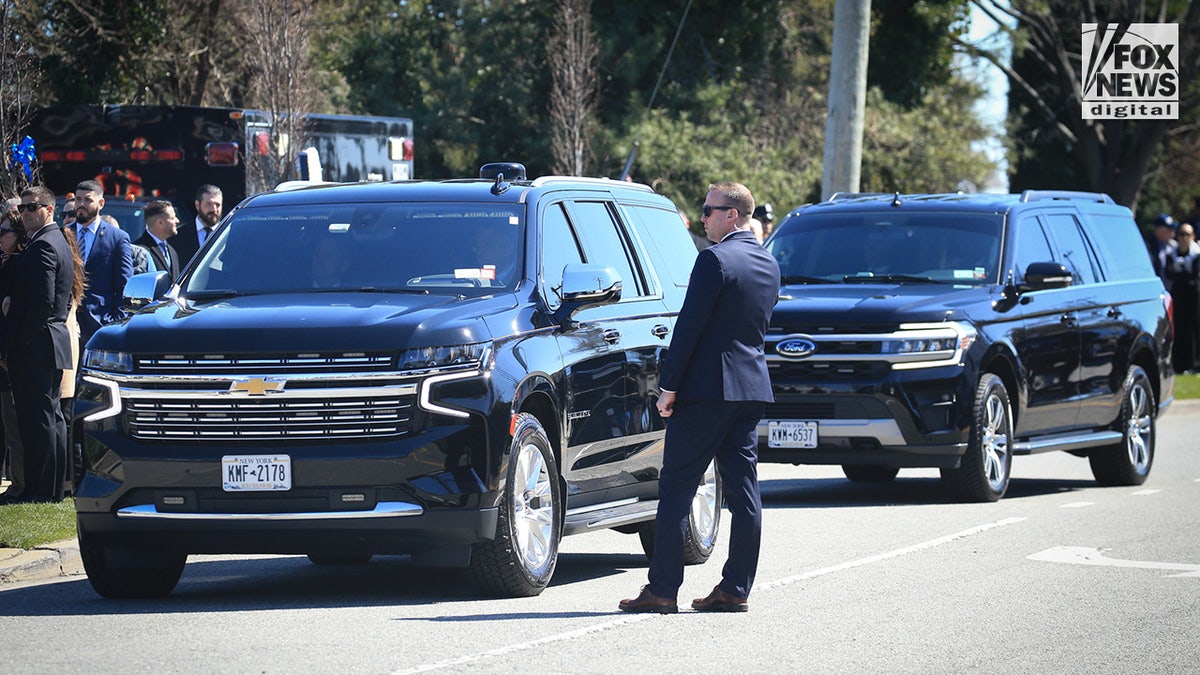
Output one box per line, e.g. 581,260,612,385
159,241,170,266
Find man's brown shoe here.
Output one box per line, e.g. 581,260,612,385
618,586,678,614
691,586,749,612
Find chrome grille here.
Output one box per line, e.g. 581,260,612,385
125,394,416,441
136,352,395,375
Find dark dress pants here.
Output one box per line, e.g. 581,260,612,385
647,400,764,600
9,349,65,502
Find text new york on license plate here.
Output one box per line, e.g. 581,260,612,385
767,421,818,448
222,454,292,491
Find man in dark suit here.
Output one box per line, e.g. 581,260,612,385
1147,213,1178,289
72,180,132,349
170,184,223,266
620,182,781,614
134,200,182,279
3,186,74,503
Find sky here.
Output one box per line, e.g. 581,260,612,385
967,3,1011,191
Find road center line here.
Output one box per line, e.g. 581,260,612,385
392,516,1027,675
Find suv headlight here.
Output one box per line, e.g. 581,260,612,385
885,322,977,370
399,343,488,373
83,349,133,373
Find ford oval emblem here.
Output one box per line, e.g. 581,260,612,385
776,336,817,360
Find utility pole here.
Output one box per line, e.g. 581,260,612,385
821,0,871,200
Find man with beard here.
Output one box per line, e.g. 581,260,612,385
135,201,182,279
73,180,133,350
2,186,74,503
171,184,223,266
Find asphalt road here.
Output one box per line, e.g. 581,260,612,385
2,404,1198,674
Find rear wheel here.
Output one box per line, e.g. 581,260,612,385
941,373,1012,502
842,465,900,483
78,522,186,599
638,460,721,565
1089,365,1154,486
470,413,561,597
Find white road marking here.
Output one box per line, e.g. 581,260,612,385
1029,546,1200,577
1131,489,1161,495
1060,501,1094,508
392,517,1027,674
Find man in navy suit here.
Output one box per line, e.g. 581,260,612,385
134,200,182,280
3,186,75,503
72,180,133,349
620,182,780,614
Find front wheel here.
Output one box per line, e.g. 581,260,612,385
638,460,721,565
1089,365,1155,486
78,522,187,599
470,413,562,597
941,373,1013,502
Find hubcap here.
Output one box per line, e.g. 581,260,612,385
690,461,719,547
1126,381,1153,473
981,392,1010,492
511,442,555,572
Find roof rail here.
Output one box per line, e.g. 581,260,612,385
529,175,655,192
1019,190,1114,204
274,180,337,192
826,192,891,202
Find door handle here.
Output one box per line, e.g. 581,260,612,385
652,324,670,339
603,329,621,344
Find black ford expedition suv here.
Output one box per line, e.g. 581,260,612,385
73,164,719,598
761,191,1172,501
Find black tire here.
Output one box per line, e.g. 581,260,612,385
78,521,186,599
638,461,721,565
941,373,1013,502
1089,365,1155,486
470,413,562,597
307,554,373,565
842,465,900,483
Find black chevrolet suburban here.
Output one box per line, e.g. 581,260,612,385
73,164,719,598
761,191,1173,501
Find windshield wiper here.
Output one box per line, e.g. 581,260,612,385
182,289,252,300
309,287,430,295
842,274,941,284
780,275,835,285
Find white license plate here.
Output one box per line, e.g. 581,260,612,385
767,421,818,448
222,454,292,492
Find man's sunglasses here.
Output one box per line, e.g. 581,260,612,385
16,202,50,213
0,228,14,235
702,205,737,217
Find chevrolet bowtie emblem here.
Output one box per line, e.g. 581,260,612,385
228,378,286,395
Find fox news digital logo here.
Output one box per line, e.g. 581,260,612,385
1082,23,1177,120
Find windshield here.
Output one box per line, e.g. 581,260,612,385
766,211,1003,285
182,202,525,296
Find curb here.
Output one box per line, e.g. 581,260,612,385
0,539,83,585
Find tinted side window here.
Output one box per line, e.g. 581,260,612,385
569,200,644,297
1085,212,1156,281
1013,216,1054,281
1044,213,1099,284
625,204,697,288
540,203,585,308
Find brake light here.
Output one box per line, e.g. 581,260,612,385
206,142,240,166
41,151,64,161
66,151,86,161
130,150,151,161
154,149,184,161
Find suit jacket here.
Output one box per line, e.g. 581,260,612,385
170,218,213,269
659,229,781,403
5,224,74,369
135,232,180,279
76,218,133,341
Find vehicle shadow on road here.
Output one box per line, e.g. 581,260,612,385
760,476,1096,508
0,549,651,616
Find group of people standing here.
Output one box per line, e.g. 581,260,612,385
1148,201,1200,375
0,181,224,504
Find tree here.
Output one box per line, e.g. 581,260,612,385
547,0,599,176
0,0,47,196
959,0,1200,209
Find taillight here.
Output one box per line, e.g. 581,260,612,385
130,150,151,161
403,137,414,161
206,142,240,166
154,149,184,161
389,137,414,161
41,151,64,161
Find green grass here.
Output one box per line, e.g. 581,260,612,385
1175,372,1200,400
0,498,77,550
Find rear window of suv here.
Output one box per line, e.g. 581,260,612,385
1085,213,1157,282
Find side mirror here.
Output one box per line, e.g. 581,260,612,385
554,264,622,325
1021,261,1073,291
124,271,171,310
